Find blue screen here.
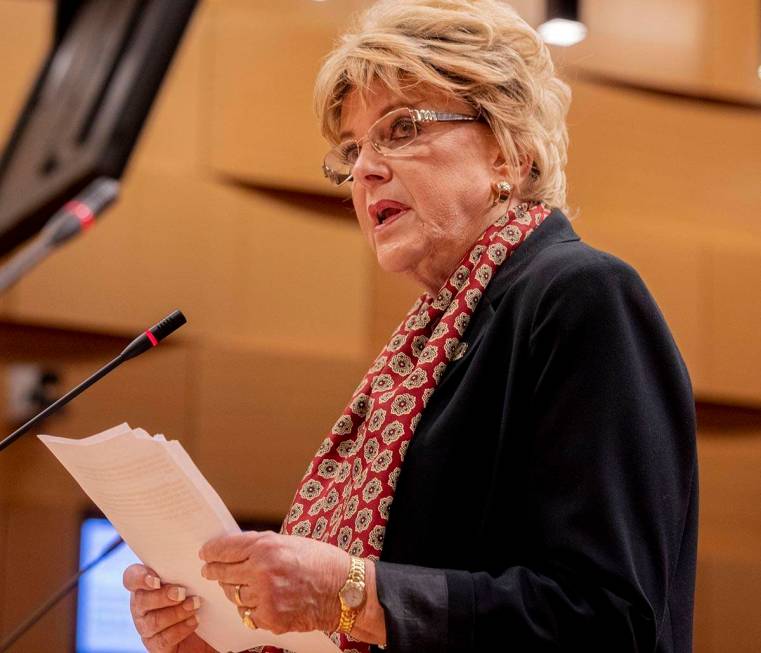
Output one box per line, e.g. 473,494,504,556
76,518,144,653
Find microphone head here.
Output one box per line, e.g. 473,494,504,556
149,309,187,343
45,177,121,246
119,310,187,362
80,177,120,213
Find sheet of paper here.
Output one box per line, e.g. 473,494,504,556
38,424,339,653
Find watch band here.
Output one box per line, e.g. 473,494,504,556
337,556,366,635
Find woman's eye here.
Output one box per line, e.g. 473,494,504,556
389,118,415,140
339,143,360,164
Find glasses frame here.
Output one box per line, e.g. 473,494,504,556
322,107,479,186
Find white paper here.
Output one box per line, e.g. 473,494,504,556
38,424,340,653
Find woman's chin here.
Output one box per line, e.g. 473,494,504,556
374,247,418,276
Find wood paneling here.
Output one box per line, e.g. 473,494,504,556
557,0,761,104
695,555,761,653
194,341,367,521
204,0,362,194
698,426,761,563
368,266,420,355
702,240,761,404
566,81,761,237
0,0,50,139
695,409,761,653
0,504,79,652
8,170,371,358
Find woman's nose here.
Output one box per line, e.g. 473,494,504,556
351,143,391,187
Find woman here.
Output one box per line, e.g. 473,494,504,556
124,1,697,652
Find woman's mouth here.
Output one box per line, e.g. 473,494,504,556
375,206,409,229
370,200,411,231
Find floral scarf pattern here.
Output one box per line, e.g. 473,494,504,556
276,201,551,652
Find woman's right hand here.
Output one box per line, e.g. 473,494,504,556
123,563,216,653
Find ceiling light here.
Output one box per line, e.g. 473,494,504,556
538,0,587,47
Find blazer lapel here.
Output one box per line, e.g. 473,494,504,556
434,209,580,394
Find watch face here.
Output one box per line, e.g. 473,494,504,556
340,581,365,608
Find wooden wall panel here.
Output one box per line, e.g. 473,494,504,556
695,555,761,653
566,0,706,89
703,0,761,100
205,0,362,194
0,0,50,139
368,266,420,355
558,0,761,103
566,81,761,237
8,171,371,358
698,427,761,564
702,240,761,404
194,342,367,521
0,504,79,652
695,413,761,653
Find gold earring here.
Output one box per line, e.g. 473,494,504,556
492,180,513,205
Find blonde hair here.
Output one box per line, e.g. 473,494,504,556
314,0,572,212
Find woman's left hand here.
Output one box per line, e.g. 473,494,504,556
199,531,349,634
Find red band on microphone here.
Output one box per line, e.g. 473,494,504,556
64,200,95,230
145,330,159,347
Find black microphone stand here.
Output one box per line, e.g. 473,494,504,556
0,178,120,294
0,535,125,652
0,309,187,453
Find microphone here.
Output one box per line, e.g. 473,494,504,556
0,177,119,293
0,309,187,453
40,177,120,246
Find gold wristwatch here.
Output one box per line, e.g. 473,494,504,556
337,556,366,635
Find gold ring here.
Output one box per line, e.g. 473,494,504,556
242,608,257,630
234,584,243,607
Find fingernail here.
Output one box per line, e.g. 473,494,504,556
168,586,186,602
185,616,198,627
183,596,202,611
146,574,161,589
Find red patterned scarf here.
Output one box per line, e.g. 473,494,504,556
277,201,550,652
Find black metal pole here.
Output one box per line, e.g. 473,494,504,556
0,535,124,652
0,355,124,453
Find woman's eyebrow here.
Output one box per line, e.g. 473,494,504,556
338,102,413,140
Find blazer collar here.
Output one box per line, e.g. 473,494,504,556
434,209,580,386
482,207,580,308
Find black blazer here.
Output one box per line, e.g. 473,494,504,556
373,210,698,653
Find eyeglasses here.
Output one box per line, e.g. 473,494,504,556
322,107,479,186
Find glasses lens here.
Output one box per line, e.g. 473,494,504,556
371,109,417,153
321,109,418,185
323,141,357,185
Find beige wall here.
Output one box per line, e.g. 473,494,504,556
0,1,759,651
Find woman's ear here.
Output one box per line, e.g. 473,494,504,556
492,149,533,187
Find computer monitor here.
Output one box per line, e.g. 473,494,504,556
76,517,143,653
